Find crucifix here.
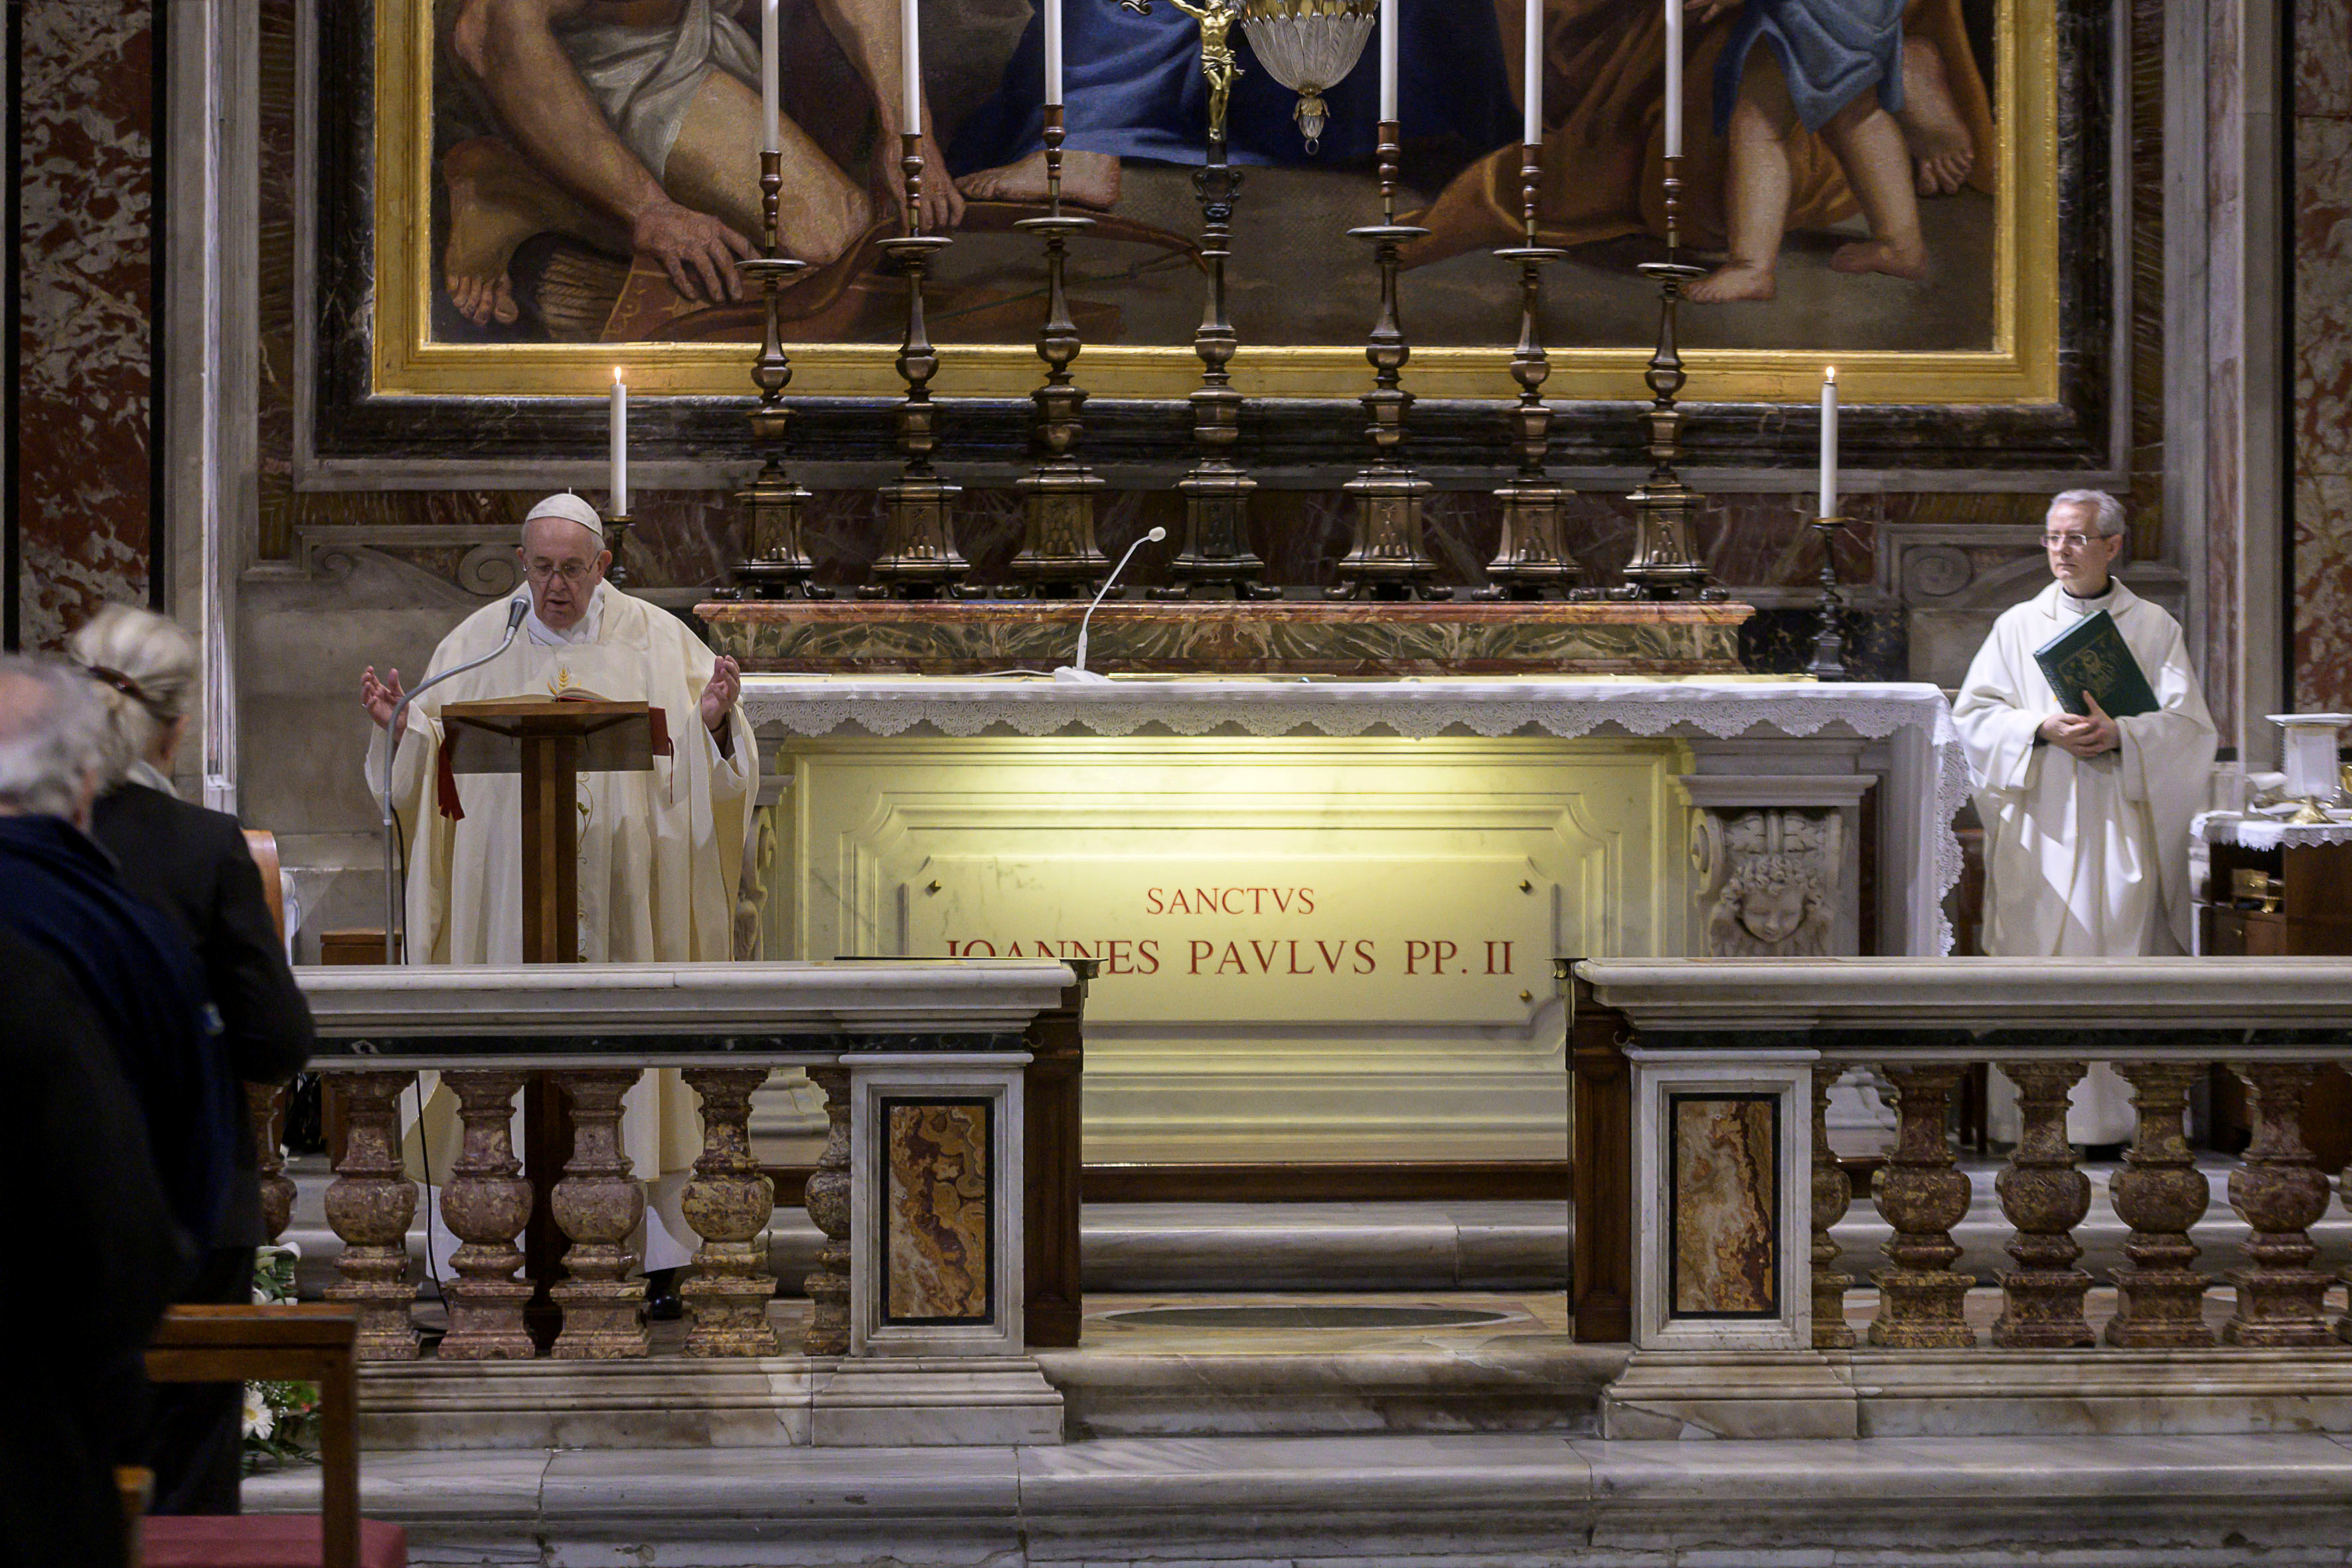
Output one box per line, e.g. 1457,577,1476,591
1123,0,1244,145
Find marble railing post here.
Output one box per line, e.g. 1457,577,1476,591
437,1070,536,1360
1990,1060,2093,1348
2106,1061,2214,1348
1868,1064,1976,1348
680,1067,779,1356
2223,1063,2337,1347
323,1070,421,1361
550,1069,649,1359
1810,1071,1854,1348
803,1065,853,1356
249,1082,295,1243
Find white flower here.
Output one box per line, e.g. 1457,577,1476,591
242,1387,275,1441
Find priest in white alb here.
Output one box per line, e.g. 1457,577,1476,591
361,493,757,1306
1952,489,2216,1144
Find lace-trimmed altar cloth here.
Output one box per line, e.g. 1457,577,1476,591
2194,811,2352,851
740,677,1966,956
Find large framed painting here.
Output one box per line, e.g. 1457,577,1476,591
317,0,2110,471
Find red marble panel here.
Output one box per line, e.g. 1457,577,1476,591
15,1,155,649
2300,0,2352,118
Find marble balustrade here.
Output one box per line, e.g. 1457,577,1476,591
293,963,1073,1367
1579,960,2352,1380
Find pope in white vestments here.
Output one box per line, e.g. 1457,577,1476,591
362,493,757,1284
1952,489,2216,1144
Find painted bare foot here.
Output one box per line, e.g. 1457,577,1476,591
1896,36,1976,196
1830,238,1929,279
442,137,538,326
1687,260,1776,302
954,148,1122,209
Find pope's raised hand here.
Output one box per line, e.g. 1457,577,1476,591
700,655,742,735
361,665,408,740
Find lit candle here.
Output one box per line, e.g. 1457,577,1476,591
1045,0,1063,108
1818,367,1839,520
761,0,781,154
610,367,629,518
1524,0,1543,145
1379,0,1399,125
1663,0,1682,159
902,0,922,139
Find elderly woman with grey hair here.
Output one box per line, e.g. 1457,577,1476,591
66,605,315,1517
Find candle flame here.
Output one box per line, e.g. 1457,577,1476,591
613,367,625,384
1824,366,1837,384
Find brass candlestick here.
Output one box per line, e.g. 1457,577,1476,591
1806,514,1851,681
1615,154,1712,601
1010,106,1109,598
732,147,820,599
1478,142,1577,600
866,132,967,599
1127,0,1267,600
603,511,635,588
1332,120,1442,601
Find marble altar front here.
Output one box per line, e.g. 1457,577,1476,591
739,678,1964,1166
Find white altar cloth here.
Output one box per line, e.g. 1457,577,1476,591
2193,810,2352,851
741,677,1966,956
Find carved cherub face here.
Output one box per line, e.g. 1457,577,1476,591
1735,880,1809,945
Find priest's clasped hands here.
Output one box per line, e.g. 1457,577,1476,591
2039,692,2120,759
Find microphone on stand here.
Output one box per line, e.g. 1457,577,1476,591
378,594,532,963
1054,527,1167,684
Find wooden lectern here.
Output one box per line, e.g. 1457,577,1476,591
439,698,659,1350
439,699,657,964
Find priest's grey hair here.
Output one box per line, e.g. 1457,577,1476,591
66,603,198,786
0,655,110,821
2048,489,2127,538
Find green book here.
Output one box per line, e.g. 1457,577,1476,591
2033,609,2159,719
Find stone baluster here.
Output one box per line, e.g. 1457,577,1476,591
803,1065,854,1356
1810,1071,1854,1348
680,1067,779,1356
2342,1142,2352,1346
1990,1060,2092,1347
550,1069,649,1359
323,1070,420,1361
1867,1063,1976,1348
249,1082,296,1243
437,1070,536,1359
2106,1061,2214,1348
2223,1063,2337,1346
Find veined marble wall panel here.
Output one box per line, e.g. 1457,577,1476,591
2296,0,2352,708
775,734,1688,1163
14,0,155,647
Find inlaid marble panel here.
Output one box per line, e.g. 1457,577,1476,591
2296,84,2352,710
1669,1093,1780,1318
15,0,154,646
882,1099,992,1324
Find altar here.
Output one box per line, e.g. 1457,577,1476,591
727,672,1965,1169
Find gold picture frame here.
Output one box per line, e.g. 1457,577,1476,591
371,0,2055,406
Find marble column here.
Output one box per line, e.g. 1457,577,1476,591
1810,1073,1855,1349
1867,1065,1976,1348
680,1067,779,1357
1990,1061,2093,1348
323,1071,420,1362
550,1069,649,1360
2107,1061,2215,1349
803,1065,854,1357
2223,1063,2337,1346
437,1070,536,1360
249,1082,295,1243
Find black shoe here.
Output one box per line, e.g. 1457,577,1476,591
644,1267,684,1322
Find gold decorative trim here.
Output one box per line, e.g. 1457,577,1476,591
374,0,2054,405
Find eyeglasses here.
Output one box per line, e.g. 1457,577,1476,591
524,560,597,585
2040,533,2102,552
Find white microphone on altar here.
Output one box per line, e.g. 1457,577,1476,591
378,594,534,961
1055,527,1167,684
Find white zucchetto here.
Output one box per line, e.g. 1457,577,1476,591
523,492,605,539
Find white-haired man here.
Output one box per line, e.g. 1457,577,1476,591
359,495,756,1297
1953,489,2217,1144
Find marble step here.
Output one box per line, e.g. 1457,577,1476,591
246,1430,2352,1567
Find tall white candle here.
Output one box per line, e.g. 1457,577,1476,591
1663,0,1682,158
1045,0,1063,107
761,0,781,153
610,368,629,518
1524,0,1542,144
1818,367,1839,520
1379,0,1399,123
902,0,922,137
